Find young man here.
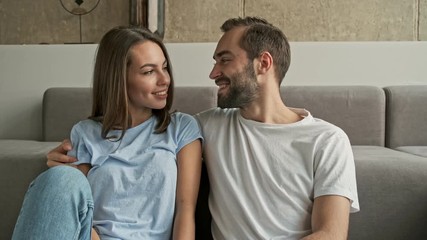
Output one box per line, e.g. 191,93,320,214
47,17,359,240
193,17,359,240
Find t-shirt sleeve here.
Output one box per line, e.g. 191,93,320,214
68,123,92,165
313,128,360,212
175,113,204,154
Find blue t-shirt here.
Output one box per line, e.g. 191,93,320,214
68,112,203,240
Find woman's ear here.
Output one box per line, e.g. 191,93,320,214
256,51,273,74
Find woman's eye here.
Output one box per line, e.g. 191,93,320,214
143,70,154,75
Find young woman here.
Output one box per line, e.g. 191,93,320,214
12,26,202,240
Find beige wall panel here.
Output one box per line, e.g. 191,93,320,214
245,0,415,41
420,0,427,40
81,1,129,43
164,0,244,42
0,0,425,43
0,0,128,44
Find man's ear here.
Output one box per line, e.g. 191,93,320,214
256,51,273,74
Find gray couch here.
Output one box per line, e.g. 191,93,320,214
1,85,426,240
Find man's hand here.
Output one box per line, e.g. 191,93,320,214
46,139,77,168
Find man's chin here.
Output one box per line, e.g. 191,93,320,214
217,91,245,108
217,99,229,109
217,99,237,109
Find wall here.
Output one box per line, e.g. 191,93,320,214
0,0,129,44
165,0,427,42
0,0,427,43
1,42,426,140
1,0,427,139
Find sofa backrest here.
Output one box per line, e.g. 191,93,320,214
281,86,386,146
384,85,427,148
43,85,386,146
42,87,218,141
43,88,92,142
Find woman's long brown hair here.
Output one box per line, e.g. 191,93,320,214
90,26,174,141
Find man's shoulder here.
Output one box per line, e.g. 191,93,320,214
195,107,238,121
308,117,350,143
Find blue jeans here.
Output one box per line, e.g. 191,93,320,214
12,166,94,240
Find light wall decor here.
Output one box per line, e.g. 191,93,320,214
130,0,164,38
59,0,101,43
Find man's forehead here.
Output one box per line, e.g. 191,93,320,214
213,28,246,59
219,27,245,44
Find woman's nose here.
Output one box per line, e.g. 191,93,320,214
158,70,170,85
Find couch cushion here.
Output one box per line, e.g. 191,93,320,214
384,85,427,149
43,88,92,141
0,140,60,240
171,86,217,115
281,86,386,146
349,145,427,239
395,146,427,158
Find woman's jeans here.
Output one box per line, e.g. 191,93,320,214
12,166,94,240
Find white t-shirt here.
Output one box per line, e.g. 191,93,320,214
195,107,359,240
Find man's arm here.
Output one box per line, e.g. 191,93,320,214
301,195,351,240
46,139,78,167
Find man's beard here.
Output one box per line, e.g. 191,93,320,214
217,62,259,109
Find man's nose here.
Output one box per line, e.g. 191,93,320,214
209,64,221,80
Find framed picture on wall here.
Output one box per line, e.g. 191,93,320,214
129,0,164,38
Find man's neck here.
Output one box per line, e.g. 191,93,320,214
239,87,303,124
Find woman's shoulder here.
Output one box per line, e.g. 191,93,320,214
171,111,197,122
73,119,100,130
69,119,102,141
169,112,200,132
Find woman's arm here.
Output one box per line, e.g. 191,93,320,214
172,139,202,240
91,228,100,240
